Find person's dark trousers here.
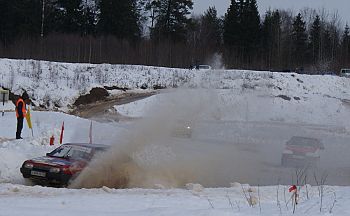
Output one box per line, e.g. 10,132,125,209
16,117,24,139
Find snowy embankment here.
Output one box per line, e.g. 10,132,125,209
1,58,349,114
0,58,191,110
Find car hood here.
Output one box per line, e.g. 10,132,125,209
286,145,318,154
29,156,73,167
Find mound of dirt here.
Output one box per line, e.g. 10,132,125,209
74,88,109,106
104,86,129,92
276,95,291,101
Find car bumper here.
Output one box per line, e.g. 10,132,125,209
20,167,72,185
281,154,319,167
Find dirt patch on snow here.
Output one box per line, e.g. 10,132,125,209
276,95,291,101
74,88,109,106
71,91,155,121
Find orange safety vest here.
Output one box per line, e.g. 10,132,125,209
15,98,27,118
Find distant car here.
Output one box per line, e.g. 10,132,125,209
340,69,350,77
197,65,212,70
171,121,193,138
281,136,324,167
190,64,212,70
20,143,109,186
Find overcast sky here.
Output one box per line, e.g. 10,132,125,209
193,0,350,24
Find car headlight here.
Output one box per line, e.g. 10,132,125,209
24,163,34,169
306,152,319,157
282,150,293,155
49,167,61,173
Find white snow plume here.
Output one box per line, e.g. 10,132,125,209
70,89,223,189
208,53,225,70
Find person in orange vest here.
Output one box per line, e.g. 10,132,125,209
15,94,29,139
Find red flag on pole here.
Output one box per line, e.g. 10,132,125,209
289,185,297,192
60,121,64,144
89,121,92,144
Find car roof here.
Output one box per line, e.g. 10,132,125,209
287,136,323,147
62,143,110,149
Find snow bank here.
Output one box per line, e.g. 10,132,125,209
0,59,192,111
1,58,349,113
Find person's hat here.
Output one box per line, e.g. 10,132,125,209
22,93,29,100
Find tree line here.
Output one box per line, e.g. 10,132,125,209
0,0,349,73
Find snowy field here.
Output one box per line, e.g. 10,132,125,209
1,59,350,215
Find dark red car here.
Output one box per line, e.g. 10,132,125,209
20,143,109,186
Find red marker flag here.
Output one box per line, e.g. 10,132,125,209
60,121,64,144
289,185,297,192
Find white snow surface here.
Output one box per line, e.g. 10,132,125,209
0,183,349,216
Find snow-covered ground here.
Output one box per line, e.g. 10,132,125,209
1,58,350,215
1,183,348,216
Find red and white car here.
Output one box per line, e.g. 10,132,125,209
281,136,324,167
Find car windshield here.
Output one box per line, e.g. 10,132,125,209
48,145,93,160
287,137,321,148
199,65,210,69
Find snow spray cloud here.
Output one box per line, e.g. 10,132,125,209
69,88,318,189
208,53,225,70
70,89,223,189
70,88,350,188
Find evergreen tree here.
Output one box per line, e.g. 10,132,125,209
54,0,85,34
0,0,43,43
341,24,350,63
291,13,308,66
242,0,260,52
0,0,18,44
98,0,141,40
151,0,193,42
322,27,332,61
309,15,321,63
200,7,222,48
81,4,97,35
146,0,161,29
342,24,350,46
261,10,281,68
223,0,240,48
224,0,260,65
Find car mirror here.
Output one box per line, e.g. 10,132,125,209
46,153,50,156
